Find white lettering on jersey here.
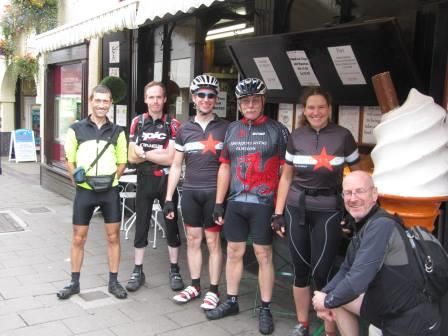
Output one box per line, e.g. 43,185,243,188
141,132,167,141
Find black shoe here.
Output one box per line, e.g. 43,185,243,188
57,282,80,300
206,300,239,320
169,270,184,291
259,307,274,335
126,271,145,292
108,281,127,299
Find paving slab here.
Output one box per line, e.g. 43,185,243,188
0,313,27,333
0,159,314,336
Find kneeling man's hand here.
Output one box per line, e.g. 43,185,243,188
312,290,327,311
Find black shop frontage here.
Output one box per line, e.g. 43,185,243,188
226,2,448,328
226,13,448,249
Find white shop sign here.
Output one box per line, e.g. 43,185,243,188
328,45,367,85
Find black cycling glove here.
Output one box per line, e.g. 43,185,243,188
271,214,286,233
213,203,225,222
163,201,175,217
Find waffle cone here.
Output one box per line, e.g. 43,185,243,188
378,194,448,232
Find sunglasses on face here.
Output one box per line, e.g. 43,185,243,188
196,92,217,99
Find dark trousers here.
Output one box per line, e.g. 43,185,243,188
133,172,180,248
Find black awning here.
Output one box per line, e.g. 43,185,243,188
226,18,421,105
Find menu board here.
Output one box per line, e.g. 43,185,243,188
116,105,127,127
328,45,367,85
295,104,304,128
213,92,227,118
253,57,283,90
361,106,382,144
338,106,360,142
277,103,294,132
286,50,320,86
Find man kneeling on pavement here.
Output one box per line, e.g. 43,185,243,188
312,171,441,336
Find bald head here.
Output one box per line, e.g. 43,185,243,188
343,171,378,222
343,171,374,190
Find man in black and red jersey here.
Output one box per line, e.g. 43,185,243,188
163,74,229,310
126,81,184,293
206,78,289,335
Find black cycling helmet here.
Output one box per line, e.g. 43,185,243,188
190,74,219,94
235,78,267,99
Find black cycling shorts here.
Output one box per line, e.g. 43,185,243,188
224,201,273,245
361,300,440,336
181,189,220,231
72,186,121,225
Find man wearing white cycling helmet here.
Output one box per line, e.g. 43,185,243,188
164,74,229,310
206,78,289,335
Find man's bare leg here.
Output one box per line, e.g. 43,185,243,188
333,294,364,336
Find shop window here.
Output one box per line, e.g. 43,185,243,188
49,63,83,168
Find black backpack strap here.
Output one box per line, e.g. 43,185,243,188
392,218,429,293
85,125,119,174
136,114,145,143
164,113,173,139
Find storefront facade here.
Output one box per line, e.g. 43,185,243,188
35,0,259,196
31,0,447,249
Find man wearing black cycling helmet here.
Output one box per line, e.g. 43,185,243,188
164,74,229,310
206,78,289,335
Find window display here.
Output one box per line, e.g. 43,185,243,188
51,63,83,167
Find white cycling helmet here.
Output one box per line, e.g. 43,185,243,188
235,78,267,99
190,74,219,94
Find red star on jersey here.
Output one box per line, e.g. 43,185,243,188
200,134,220,154
312,147,335,171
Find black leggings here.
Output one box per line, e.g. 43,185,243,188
134,173,180,248
286,205,342,289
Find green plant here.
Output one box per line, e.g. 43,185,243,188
0,0,57,67
0,38,16,59
100,76,127,103
12,54,38,80
0,0,58,49
7,0,58,34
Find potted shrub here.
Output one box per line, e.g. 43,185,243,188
12,54,38,80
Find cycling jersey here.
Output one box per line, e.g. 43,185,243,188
129,112,182,248
65,116,127,190
129,112,181,173
220,116,289,205
175,115,229,191
285,122,359,210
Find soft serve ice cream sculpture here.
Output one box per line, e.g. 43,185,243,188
371,72,448,231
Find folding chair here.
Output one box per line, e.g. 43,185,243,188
118,174,137,238
149,199,166,249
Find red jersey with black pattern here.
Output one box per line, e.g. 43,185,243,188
220,116,289,205
175,115,229,191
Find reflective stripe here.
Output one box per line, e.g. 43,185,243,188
184,142,204,151
345,148,359,163
286,151,345,166
184,141,224,152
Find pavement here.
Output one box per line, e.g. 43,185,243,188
0,158,318,336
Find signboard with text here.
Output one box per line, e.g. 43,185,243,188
9,129,37,162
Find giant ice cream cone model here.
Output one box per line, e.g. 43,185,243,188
371,72,448,232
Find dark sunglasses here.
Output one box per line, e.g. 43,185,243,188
196,92,217,99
